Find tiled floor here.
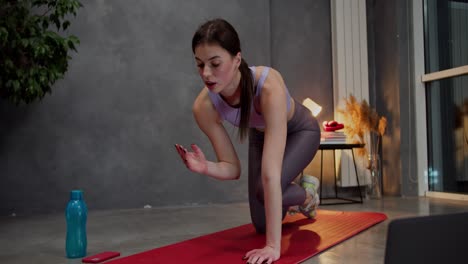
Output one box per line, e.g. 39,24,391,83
1,196,467,264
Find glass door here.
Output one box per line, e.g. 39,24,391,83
424,0,468,195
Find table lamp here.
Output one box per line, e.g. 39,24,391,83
302,98,322,117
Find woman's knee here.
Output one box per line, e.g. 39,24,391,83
249,197,267,234
253,220,266,234
255,185,265,204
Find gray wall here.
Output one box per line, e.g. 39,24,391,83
366,0,419,196
0,0,333,216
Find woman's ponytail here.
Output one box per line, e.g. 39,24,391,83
238,58,254,142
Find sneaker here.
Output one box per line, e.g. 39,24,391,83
299,174,320,218
287,205,300,215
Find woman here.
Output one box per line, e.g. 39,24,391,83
175,18,321,264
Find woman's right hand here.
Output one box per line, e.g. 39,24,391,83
175,144,208,175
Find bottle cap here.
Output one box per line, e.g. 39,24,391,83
70,190,83,200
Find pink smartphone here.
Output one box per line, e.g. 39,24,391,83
82,251,120,263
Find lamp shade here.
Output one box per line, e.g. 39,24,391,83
302,98,322,117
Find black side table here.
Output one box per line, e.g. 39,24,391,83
318,142,365,205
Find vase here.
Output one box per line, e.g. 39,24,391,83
366,153,382,199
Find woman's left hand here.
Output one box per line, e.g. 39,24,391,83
243,245,280,264
175,143,208,174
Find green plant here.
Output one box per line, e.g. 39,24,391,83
0,0,82,104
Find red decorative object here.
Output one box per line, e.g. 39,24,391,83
322,120,344,131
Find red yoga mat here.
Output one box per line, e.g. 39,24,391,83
106,210,387,264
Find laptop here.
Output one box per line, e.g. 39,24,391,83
384,211,468,264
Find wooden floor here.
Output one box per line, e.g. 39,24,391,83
1,196,467,264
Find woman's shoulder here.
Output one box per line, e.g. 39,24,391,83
257,67,286,97
192,87,222,122
192,87,218,116
250,66,282,88
193,88,211,112
250,65,281,78
250,65,281,86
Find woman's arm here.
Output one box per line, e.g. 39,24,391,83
186,88,241,181
244,67,288,264
260,68,288,252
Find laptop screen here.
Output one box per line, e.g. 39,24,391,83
384,211,468,264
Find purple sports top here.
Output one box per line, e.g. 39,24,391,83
207,66,292,129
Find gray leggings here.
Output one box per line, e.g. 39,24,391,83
248,101,321,233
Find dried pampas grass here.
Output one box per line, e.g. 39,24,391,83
337,95,387,159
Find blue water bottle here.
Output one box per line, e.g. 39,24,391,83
65,190,88,258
